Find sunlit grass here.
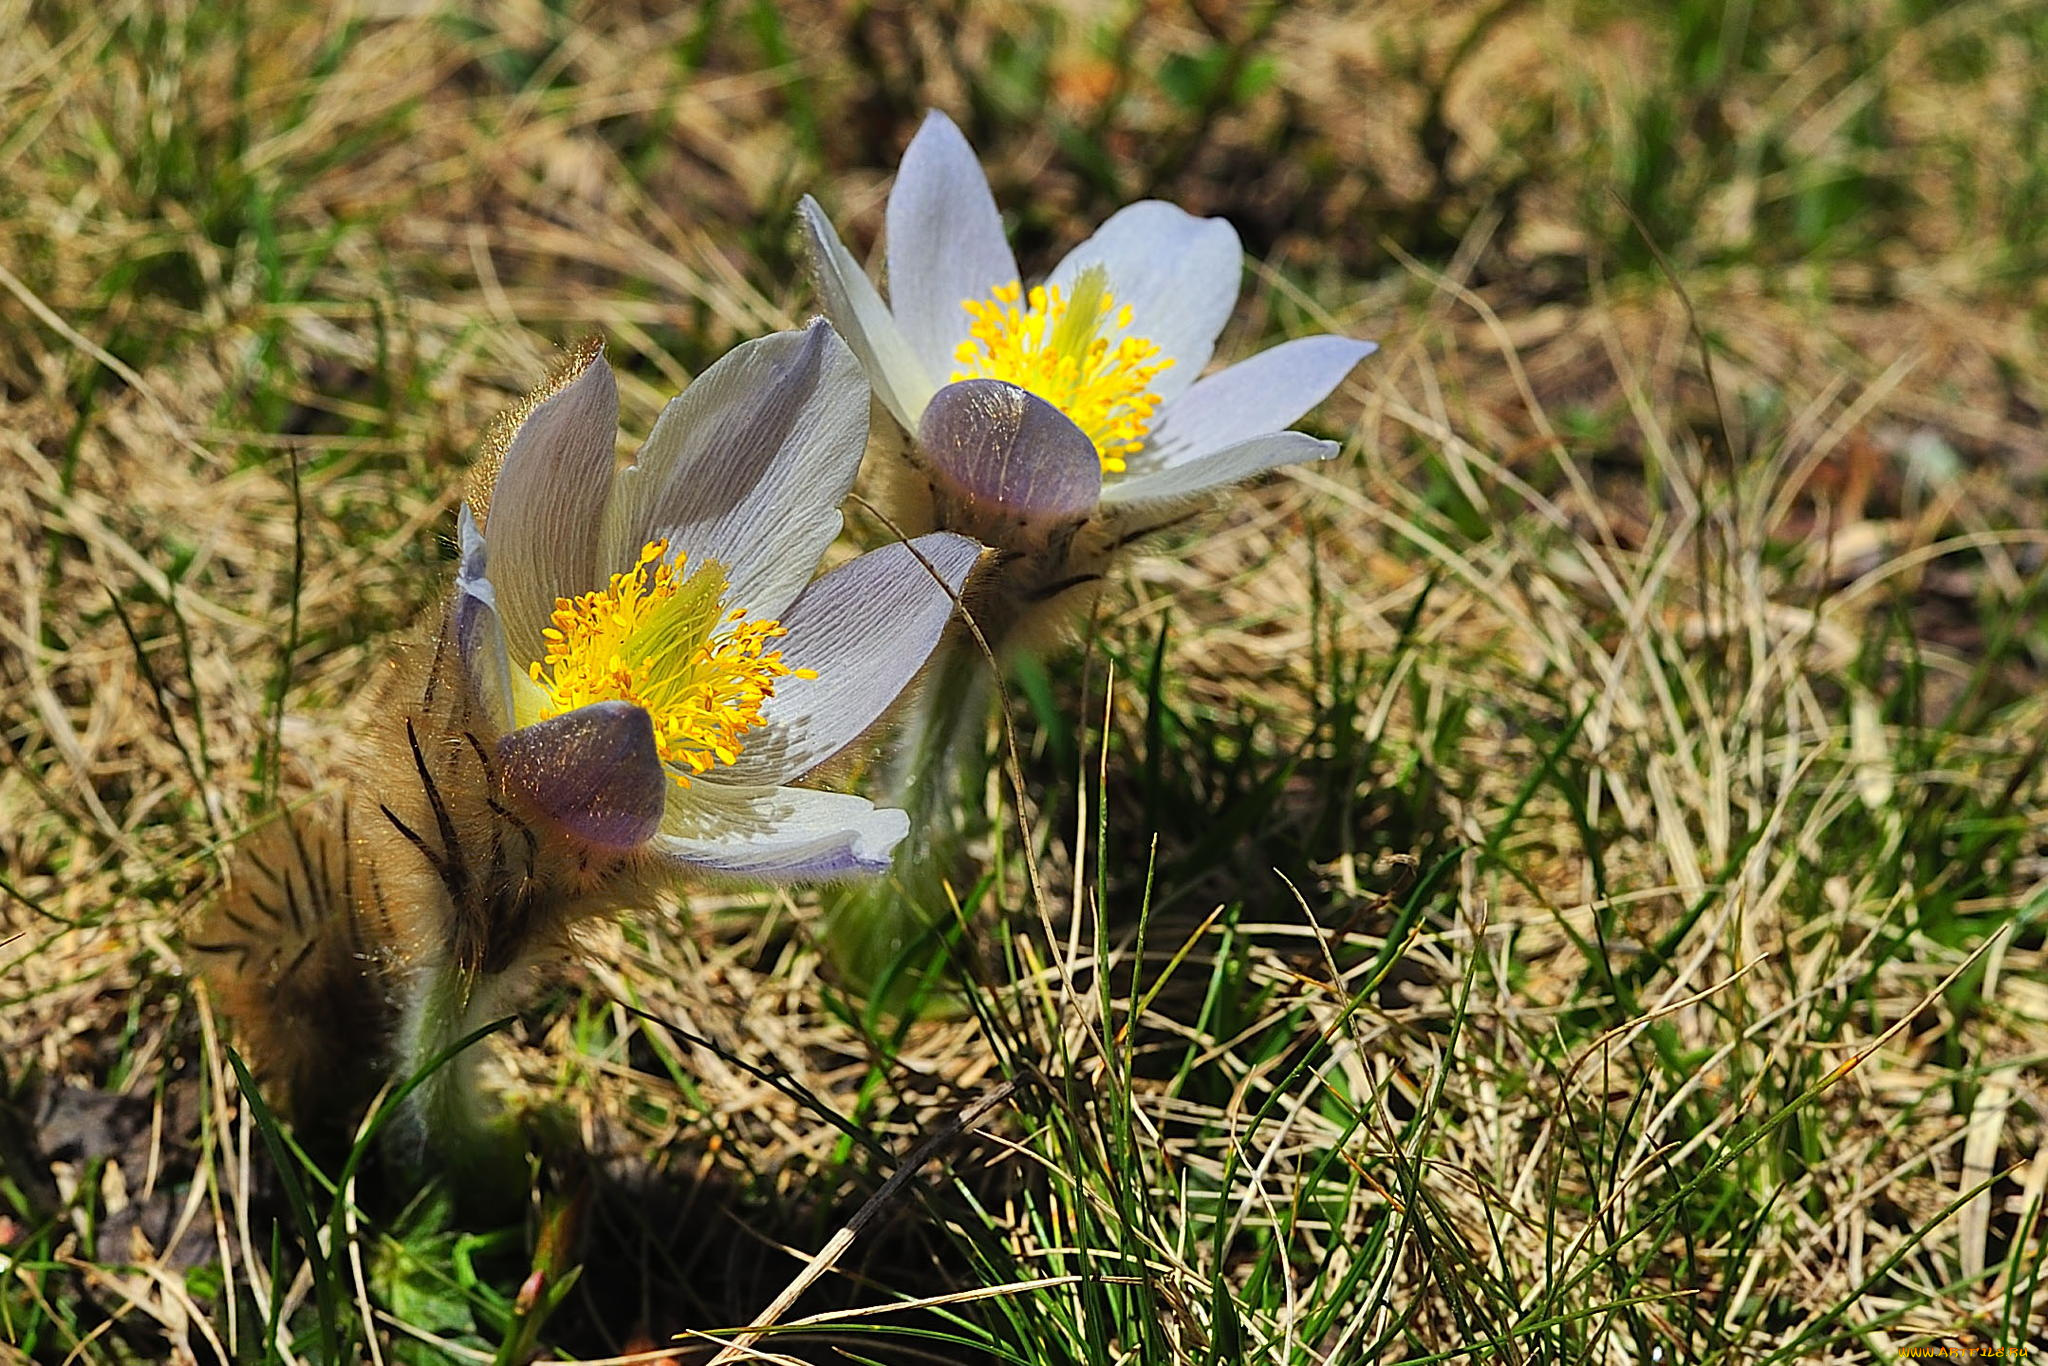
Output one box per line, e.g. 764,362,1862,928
1,1,2044,1362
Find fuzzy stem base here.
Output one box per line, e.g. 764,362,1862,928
390,957,525,1195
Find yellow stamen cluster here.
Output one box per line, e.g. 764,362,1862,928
530,540,815,786
949,265,1172,474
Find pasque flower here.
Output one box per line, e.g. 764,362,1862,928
364,319,979,1162
799,113,1375,1004
455,319,980,878
799,110,1375,539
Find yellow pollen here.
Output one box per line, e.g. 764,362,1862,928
528,539,815,787
949,264,1172,474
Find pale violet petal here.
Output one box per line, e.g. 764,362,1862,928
455,505,515,733
653,783,909,879
1102,431,1336,508
1045,201,1241,404
885,111,1019,385
601,321,868,622
715,532,983,785
497,701,665,852
799,195,934,430
1143,336,1375,468
482,353,619,664
919,379,1100,521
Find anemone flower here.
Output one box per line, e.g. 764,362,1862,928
799,109,1375,523
456,320,979,879
799,112,1374,1003
378,319,980,1160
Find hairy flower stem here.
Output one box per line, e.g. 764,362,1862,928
392,955,523,1190
822,633,994,1007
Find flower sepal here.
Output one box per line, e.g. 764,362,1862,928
496,699,667,854
918,378,1100,533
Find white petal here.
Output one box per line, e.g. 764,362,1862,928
886,111,1020,385
653,782,909,880
1045,201,1241,404
481,353,619,663
1143,336,1374,468
600,321,868,621
715,532,983,785
798,195,934,430
1101,431,1336,508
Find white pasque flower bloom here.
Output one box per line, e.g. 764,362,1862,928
799,110,1376,517
455,320,981,879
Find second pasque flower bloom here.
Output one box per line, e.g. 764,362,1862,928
799,110,1376,518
